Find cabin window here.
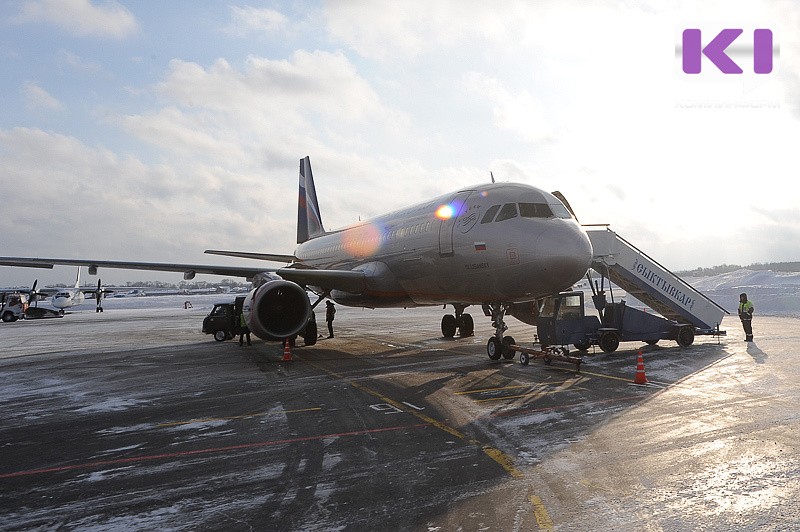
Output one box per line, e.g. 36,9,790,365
494,203,518,222
519,203,553,218
481,204,501,224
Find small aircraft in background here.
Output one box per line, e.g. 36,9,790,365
47,268,113,313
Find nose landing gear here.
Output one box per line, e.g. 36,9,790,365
484,303,516,361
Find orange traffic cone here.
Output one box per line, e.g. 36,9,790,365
282,339,293,362
633,350,648,385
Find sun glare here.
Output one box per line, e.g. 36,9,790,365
435,204,455,219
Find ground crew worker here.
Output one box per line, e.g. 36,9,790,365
738,292,754,342
238,311,251,346
325,300,336,338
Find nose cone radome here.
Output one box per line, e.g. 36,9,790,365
539,223,593,293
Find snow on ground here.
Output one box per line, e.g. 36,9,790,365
685,269,800,317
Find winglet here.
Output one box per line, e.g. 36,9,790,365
297,156,326,243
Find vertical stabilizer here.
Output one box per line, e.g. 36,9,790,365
73,267,81,289
297,156,326,243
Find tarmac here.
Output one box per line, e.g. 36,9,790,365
1,303,798,530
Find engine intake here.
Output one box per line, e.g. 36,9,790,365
243,279,311,341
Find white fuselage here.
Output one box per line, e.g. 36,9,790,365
51,289,85,309
294,183,593,308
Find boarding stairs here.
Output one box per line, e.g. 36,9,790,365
586,228,728,331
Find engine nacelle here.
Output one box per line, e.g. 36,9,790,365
242,278,311,341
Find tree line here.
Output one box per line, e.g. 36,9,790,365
676,262,800,277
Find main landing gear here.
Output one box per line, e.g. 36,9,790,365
441,304,474,338
484,303,516,361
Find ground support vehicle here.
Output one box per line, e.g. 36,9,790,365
203,296,245,341
536,290,714,354
510,343,582,370
1,292,28,322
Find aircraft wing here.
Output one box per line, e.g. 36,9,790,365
0,257,268,280
0,256,366,294
275,268,366,294
205,249,297,262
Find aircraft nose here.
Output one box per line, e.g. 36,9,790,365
540,223,593,290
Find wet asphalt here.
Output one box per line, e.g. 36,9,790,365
1,305,797,530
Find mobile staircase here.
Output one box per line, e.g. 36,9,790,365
577,227,728,352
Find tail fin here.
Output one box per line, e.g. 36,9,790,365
297,156,326,243
74,267,81,289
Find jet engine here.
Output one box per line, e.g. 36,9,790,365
242,275,311,341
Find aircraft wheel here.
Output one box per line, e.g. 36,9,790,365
599,331,619,353
487,337,502,360
645,339,659,346
214,330,227,342
502,335,516,359
519,352,530,366
441,314,457,338
459,313,474,337
677,326,695,347
303,319,318,346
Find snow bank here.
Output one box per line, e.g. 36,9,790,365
685,269,800,317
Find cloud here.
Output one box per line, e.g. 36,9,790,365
113,51,408,172
13,0,139,39
323,0,525,60
23,82,63,111
0,127,298,265
464,72,554,144
58,49,105,73
226,6,287,37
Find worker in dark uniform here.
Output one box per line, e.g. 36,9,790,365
325,300,336,338
738,292,754,342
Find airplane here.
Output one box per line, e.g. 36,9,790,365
43,268,112,313
0,156,593,360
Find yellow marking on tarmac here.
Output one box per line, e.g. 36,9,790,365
157,407,322,428
301,356,524,479
530,495,554,530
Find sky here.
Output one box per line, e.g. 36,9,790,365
1,0,799,287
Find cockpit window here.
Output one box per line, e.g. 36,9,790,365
549,203,572,219
519,203,553,218
481,204,501,224
494,203,518,222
